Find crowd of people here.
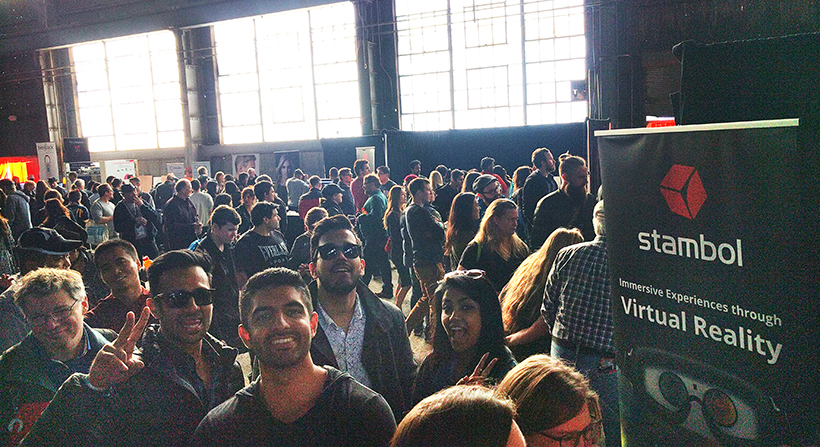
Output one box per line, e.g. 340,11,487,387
0,148,616,447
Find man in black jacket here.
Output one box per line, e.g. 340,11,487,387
113,183,160,259
521,147,558,233
21,250,244,446
308,215,416,420
192,268,396,446
163,179,201,250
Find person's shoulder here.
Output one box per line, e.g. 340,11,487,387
324,366,390,408
201,382,257,425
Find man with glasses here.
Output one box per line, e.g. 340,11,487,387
191,267,396,446
0,268,116,445
20,250,245,446
0,227,83,353
308,215,416,420
473,174,502,219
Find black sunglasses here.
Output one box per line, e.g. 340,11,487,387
154,287,215,308
317,243,361,260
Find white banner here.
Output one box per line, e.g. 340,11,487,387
36,142,59,181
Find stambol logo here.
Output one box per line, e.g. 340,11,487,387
660,165,706,219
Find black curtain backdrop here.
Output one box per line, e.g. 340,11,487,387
385,122,586,181
319,135,385,177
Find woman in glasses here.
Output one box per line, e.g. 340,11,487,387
458,199,529,293
500,227,584,361
410,269,516,405
496,355,604,447
392,385,525,447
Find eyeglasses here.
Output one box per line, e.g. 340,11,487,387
28,298,81,328
154,287,214,308
444,269,485,279
317,243,361,261
538,418,603,447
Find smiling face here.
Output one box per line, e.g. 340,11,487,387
441,288,482,354
148,266,212,348
97,246,141,294
239,285,316,370
22,289,88,361
310,229,363,295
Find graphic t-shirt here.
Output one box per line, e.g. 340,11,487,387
234,230,290,277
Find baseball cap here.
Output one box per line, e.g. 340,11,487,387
17,227,83,255
473,174,498,194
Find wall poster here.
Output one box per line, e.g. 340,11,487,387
597,119,818,447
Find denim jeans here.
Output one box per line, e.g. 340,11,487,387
551,339,622,447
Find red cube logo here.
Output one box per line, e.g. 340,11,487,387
660,165,706,219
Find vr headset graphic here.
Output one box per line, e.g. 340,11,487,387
625,348,784,447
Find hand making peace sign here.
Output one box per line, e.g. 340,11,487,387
88,306,151,389
456,352,499,386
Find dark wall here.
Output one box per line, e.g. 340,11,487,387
589,0,820,129
385,123,586,181
0,52,49,156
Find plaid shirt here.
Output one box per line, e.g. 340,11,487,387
542,235,615,355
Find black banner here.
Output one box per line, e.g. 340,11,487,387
598,120,818,446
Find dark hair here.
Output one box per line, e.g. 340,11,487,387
363,173,380,186
409,160,421,170
339,167,352,178
353,159,369,176
512,166,531,189
224,181,239,195
408,177,430,197
111,178,122,188
210,205,240,227
239,267,312,328
430,272,507,366
214,193,232,208
329,167,339,178
391,385,516,447
481,157,495,171
251,201,276,226
43,198,70,223
310,214,359,261
532,147,552,167
446,192,480,258
197,166,207,175
94,239,139,269
242,186,255,199
462,172,480,193
254,181,274,201
206,181,218,197
147,249,212,293
97,183,112,196
309,175,321,188
68,190,82,203
377,165,390,175
0,179,13,192
558,153,586,177
175,179,191,193
190,179,201,191
304,207,329,231
497,354,599,436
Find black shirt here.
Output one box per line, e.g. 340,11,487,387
191,367,396,447
234,230,289,278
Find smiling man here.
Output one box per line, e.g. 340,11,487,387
308,215,416,420
192,268,396,446
20,250,244,446
0,269,116,445
85,239,153,332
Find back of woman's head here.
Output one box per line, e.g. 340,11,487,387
496,355,597,436
392,385,516,447
431,271,506,360
44,197,69,219
462,172,480,193
500,228,583,332
448,193,479,231
512,166,531,189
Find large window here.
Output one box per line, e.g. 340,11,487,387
396,0,586,131
71,31,184,152
214,2,361,144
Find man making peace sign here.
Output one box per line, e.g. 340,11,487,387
21,250,244,446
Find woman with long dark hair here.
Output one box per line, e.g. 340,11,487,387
224,181,241,208
410,270,516,405
384,185,412,308
500,227,584,360
458,199,529,292
41,197,88,244
445,192,480,270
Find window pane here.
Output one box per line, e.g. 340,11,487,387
220,92,261,126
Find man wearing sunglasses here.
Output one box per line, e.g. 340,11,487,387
0,268,116,446
192,267,396,446
20,250,245,446
473,174,502,220
308,215,416,420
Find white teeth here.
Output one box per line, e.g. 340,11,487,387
271,337,295,345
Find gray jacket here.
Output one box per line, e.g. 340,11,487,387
2,190,31,239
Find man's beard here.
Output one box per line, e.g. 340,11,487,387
317,268,359,295
566,183,588,201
